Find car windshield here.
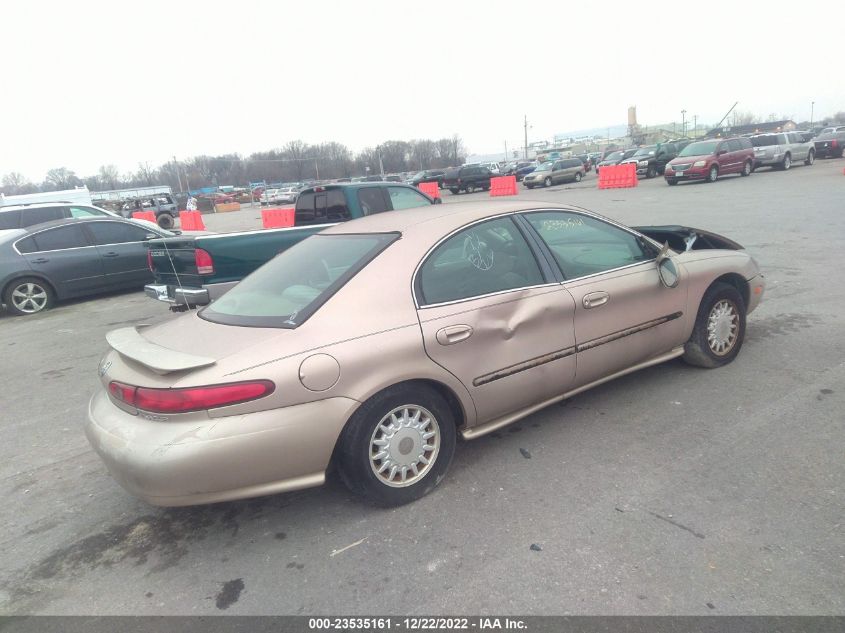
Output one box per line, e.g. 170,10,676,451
633,146,656,157
678,141,719,157
604,152,623,161
535,161,554,171
412,171,426,178
200,233,398,328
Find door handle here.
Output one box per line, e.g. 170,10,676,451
435,324,473,345
102,252,119,258
30,258,49,264
583,292,609,309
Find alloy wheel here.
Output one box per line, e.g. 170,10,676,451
369,405,441,488
10,282,49,314
707,299,739,356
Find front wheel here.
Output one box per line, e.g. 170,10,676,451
3,277,55,316
683,282,746,368
781,153,792,170
707,165,719,183
336,384,457,506
805,150,815,166
646,165,657,178
525,184,534,189
544,177,552,187
740,160,752,176
465,184,475,194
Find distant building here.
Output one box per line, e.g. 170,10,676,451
706,120,796,138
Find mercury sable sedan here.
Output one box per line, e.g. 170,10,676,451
86,202,765,507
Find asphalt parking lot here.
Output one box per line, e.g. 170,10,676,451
1,159,843,616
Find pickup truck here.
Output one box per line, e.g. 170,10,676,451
620,142,688,178
813,126,845,158
144,182,439,309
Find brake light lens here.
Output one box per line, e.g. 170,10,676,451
195,248,214,275
108,380,274,413
146,249,155,272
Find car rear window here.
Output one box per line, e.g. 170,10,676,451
751,135,778,147
199,233,399,328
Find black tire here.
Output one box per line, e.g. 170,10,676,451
525,184,534,189
667,178,678,186
157,213,175,230
465,184,475,194
543,177,552,187
740,160,752,177
336,383,457,506
707,165,719,183
573,172,582,182
646,165,657,179
3,277,55,316
482,185,490,191
781,153,792,170
449,188,459,195
805,150,815,166
682,282,746,369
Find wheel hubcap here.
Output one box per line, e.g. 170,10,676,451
785,156,790,169
11,282,48,313
707,299,739,356
369,405,440,488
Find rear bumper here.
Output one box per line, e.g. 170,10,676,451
85,389,359,506
144,281,236,307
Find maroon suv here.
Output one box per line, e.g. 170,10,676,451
664,137,754,185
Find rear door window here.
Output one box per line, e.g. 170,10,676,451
31,224,90,252
325,189,350,221
727,139,742,152
295,192,316,223
357,187,390,215
68,206,108,218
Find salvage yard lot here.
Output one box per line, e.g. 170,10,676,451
1,160,843,615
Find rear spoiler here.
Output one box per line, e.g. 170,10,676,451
106,326,216,375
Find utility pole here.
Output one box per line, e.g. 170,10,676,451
523,115,528,160
810,101,815,127
693,114,698,137
681,109,687,137
172,156,184,193
504,140,508,162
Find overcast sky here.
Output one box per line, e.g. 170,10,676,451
2,0,843,182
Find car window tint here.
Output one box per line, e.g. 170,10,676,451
325,189,350,221
87,221,151,244
21,206,64,228
16,237,36,253
0,210,22,230
296,192,316,223
387,186,431,210
418,216,544,305
31,224,89,252
727,139,742,151
69,206,106,218
525,211,653,279
357,188,389,215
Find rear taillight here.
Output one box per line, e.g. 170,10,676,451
108,380,274,413
146,249,155,272
195,248,214,275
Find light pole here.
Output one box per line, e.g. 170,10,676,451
523,115,529,160
681,109,687,137
810,101,815,128
693,114,698,137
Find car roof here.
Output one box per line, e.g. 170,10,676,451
300,182,418,192
322,200,606,241
0,201,100,212
15,215,156,235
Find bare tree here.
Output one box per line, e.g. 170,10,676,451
98,164,120,189
1,172,38,195
44,167,82,191
731,110,757,126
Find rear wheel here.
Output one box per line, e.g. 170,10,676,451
740,160,752,176
3,277,55,316
707,165,719,182
336,383,456,506
157,213,175,229
573,172,582,182
683,282,746,368
449,188,459,195
805,150,815,166
465,184,475,194
781,153,792,170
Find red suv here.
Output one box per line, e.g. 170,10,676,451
664,137,754,185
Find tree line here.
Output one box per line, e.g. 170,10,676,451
1,136,468,196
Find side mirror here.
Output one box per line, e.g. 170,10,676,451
656,243,679,288
144,233,158,241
